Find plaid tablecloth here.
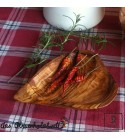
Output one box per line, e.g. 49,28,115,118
0,7,125,132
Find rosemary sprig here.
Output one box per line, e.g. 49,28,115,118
8,13,112,83
49,13,84,50
8,58,47,83
62,14,83,43
8,33,56,83
8,67,26,83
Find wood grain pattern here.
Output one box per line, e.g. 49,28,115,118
119,7,125,31
14,50,118,110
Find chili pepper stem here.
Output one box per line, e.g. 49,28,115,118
79,53,98,69
85,66,101,78
69,47,77,54
76,54,87,66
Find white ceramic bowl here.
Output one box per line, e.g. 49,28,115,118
43,7,105,31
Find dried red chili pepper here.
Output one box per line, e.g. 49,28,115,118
63,66,78,94
52,48,77,80
46,75,65,94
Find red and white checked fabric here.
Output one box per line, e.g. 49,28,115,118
0,7,125,132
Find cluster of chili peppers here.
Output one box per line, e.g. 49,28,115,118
46,48,99,96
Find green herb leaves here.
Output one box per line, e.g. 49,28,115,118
8,13,111,83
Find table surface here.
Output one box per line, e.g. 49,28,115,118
0,7,125,132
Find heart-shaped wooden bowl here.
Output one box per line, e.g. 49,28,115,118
14,50,118,110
